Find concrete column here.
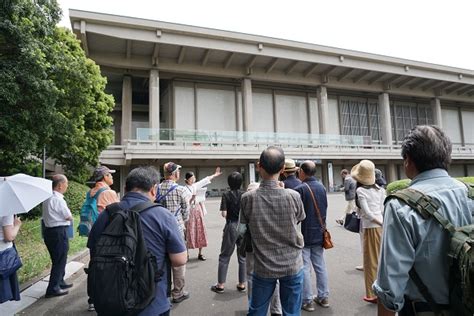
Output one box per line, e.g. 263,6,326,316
149,69,160,138
378,93,393,145
431,98,442,128
387,162,398,182
121,75,132,144
241,78,253,132
317,86,329,134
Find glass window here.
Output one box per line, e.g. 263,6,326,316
391,100,434,143
339,96,381,142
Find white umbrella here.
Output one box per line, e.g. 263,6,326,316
0,173,53,216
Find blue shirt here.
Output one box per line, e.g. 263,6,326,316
373,169,473,312
88,191,186,315
295,177,328,247
283,174,302,190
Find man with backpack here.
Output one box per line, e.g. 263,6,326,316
87,166,187,316
157,162,190,304
373,125,474,316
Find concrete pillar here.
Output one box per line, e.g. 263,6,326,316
431,98,442,128
121,75,132,144
317,86,329,134
378,92,393,145
387,162,398,182
149,69,160,139
241,78,253,132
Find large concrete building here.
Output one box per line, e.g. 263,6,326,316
70,10,474,195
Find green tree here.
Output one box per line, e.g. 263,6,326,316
0,0,114,180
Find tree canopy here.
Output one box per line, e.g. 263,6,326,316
0,0,114,180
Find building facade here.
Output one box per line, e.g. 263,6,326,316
70,10,474,194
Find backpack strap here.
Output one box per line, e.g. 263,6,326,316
92,187,108,200
106,201,157,217
156,184,178,203
387,188,456,234
458,180,474,200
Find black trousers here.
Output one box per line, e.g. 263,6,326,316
44,226,69,294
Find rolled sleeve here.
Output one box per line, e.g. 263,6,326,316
373,200,415,312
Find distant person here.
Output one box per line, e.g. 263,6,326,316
243,182,282,316
336,169,356,226
42,174,73,298
211,171,246,294
351,160,384,304
88,166,187,316
295,161,330,311
86,166,119,311
240,146,306,315
0,215,22,304
374,169,387,188
184,168,222,260
373,125,473,315
157,162,190,304
282,158,301,190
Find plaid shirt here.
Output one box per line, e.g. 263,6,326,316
158,180,190,238
240,179,306,278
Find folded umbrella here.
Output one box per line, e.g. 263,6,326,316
0,173,53,216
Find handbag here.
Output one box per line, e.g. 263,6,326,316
304,183,334,249
237,225,252,258
0,245,22,279
344,212,361,233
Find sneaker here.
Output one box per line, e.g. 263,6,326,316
314,297,329,308
210,285,224,294
302,301,316,312
87,304,95,312
335,219,344,225
236,285,246,293
172,291,190,303
355,265,364,271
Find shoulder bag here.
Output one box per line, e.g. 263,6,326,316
304,183,334,249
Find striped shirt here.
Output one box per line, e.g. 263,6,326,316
240,179,306,278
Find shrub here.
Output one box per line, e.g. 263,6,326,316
64,181,90,215
386,176,474,195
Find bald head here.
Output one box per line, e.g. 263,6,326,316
52,174,68,193
300,160,316,179
259,146,285,175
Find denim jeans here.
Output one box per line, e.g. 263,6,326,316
302,245,329,304
248,269,303,316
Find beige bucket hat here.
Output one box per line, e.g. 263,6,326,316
351,160,376,185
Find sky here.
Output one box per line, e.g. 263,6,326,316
57,0,474,71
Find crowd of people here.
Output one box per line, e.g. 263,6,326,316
1,124,473,316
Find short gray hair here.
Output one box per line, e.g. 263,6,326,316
125,166,160,192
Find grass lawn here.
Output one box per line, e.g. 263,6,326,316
15,214,88,284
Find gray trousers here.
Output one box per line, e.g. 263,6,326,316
246,252,282,314
218,221,246,284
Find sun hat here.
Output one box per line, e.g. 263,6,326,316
351,160,376,186
284,159,299,172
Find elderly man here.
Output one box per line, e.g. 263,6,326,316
336,169,356,226
88,166,187,316
282,158,301,190
157,162,190,304
373,125,473,316
42,174,73,298
240,146,306,316
295,161,330,312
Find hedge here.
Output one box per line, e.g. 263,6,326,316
386,176,474,195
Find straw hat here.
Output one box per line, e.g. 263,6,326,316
284,159,299,172
351,160,376,185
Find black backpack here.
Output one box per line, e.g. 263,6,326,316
87,201,160,316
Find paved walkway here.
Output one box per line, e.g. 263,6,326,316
3,194,377,315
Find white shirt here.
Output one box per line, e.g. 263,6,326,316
0,215,14,251
356,185,385,229
42,191,72,227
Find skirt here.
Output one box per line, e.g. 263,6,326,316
0,271,20,303
185,203,208,249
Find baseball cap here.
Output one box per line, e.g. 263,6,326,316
93,166,116,182
163,162,182,175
